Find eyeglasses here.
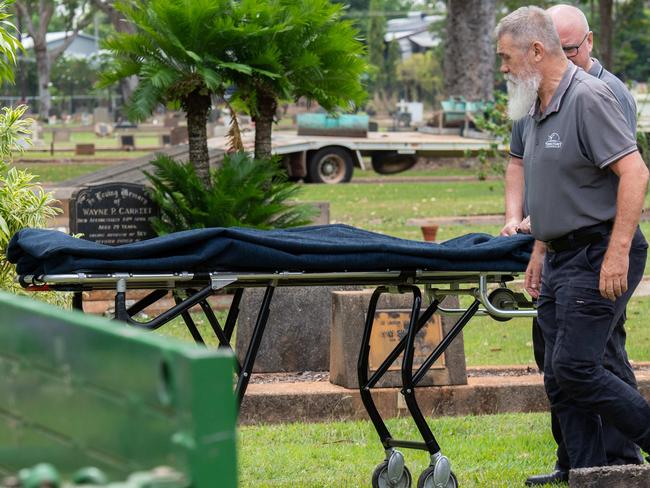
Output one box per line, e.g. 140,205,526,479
562,32,589,58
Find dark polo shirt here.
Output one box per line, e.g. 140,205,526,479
589,58,637,133
511,59,637,160
518,64,638,241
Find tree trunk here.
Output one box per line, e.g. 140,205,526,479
444,0,496,100
254,91,277,160
184,91,211,184
99,1,139,103
599,0,614,69
34,43,51,120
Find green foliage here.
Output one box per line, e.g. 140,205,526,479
0,104,32,162
471,92,511,180
612,1,650,81
231,0,367,114
144,152,317,234
0,0,22,84
99,0,245,121
0,105,64,305
395,51,443,105
638,131,649,165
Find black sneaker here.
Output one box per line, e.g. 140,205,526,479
524,470,569,486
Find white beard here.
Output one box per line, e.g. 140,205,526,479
506,71,541,120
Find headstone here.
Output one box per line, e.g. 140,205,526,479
94,122,113,137
170,126,188,145
307,202,329,225
53,129,71,142
212,125,227,137
570,464,650,488
93,107,111,124
75,143,95,156
29,121,42,141
160,133,171,146
330,290,467,388
236,286,358,372
164,115,179,128
69,183,160,245
120,134,136,150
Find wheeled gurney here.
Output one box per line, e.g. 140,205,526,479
8,224,536,488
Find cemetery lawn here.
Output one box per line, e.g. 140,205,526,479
14,163,111,183
295,180,650,241
158,294,650,365
239,412,559,487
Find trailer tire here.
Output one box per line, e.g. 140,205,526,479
307,147,354,184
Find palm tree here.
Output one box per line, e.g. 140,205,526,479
231,0,367,159
100,0,254,182
0,0,21,85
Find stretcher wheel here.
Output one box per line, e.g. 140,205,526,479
372,454,412,488
417,467,458,488
488,288,516,322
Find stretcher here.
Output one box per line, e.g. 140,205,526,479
8,224,536,488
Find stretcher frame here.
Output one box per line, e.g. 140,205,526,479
19,269,536,488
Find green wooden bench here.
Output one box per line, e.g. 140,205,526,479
0,292,236,487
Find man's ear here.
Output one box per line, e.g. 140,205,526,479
532,41,545,61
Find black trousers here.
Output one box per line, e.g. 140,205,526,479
537,228,650,468
532,315,642,470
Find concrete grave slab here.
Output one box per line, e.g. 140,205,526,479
330,290,466,388
570,464,650,488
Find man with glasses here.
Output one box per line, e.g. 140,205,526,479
499,4,643,486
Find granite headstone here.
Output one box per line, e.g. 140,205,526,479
69,183,160,245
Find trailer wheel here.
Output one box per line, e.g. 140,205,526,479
307,147,354,184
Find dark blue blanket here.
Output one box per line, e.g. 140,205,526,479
7,225,534,276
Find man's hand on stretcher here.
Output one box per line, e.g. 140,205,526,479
500,216,531,236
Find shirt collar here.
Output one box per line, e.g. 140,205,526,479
588,58,604,79
529,63,578,121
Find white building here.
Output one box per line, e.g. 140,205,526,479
384,12,442,59
21,32,100,58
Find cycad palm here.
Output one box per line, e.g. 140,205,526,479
232,0,367,159
100,0,252,182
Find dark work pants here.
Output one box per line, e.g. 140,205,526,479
532,314,642,470
537,228,650,468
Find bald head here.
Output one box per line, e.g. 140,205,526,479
547,4,589,33
547,4,593,71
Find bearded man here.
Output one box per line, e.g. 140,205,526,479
495,4,650,479
499,5,644,485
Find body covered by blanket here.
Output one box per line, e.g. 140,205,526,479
7,224,534,276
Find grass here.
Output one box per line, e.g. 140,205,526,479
41,130,162,148
239,412,558,487
152,294,650,367
13,163,112,183
18,149,155,160
295,180,507,239
353,166,479,178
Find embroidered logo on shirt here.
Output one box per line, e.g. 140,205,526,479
545,132,562,149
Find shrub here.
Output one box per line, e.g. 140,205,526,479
144,152,317,234
0,106,65,305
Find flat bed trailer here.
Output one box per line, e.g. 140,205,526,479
208,130,496,183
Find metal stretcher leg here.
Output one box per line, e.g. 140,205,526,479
173,291,206,345
402,296,479,488
126,289,169,317
359,286,476,488
72,291,83,311
235,285,275,407
358,285,431,488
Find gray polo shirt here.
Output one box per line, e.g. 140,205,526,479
589,58,637,133
510,59,637,160
519,64,638,241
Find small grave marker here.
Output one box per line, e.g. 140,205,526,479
120,134,136,150
75,143,95,156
